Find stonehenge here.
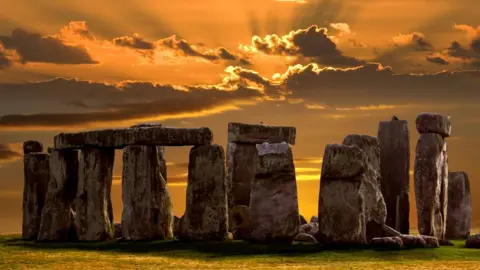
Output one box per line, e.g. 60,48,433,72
446,172,471,239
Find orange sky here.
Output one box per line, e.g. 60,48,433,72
1,0,480,233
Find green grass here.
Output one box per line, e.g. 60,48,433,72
0,234,479,269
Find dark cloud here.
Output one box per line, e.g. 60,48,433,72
0,28,97,65
426,55,449,65
0,49,11,69
393,32,433,51
0,144,21,161
472,38,480,54
113,34,156,50
243,25,364,66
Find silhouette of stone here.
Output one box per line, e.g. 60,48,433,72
300,215,307,225
446,172,471,240
121,145,173,241
342,135,387,241
75,147,115,241
400,235,428,248
416,113,451,137
318,144,368,246
249,142,299,244
421,235,440,248
23,141,43,154
465,234,480,248
22,153,50,240
294,233,318,243
414,133,448,239
378,117,410,234
114,223,122,239
370,237,403,249
54,126,213,149
38,149,78,241
392,115,399,121
228,122,296,144
183,144,228,240
232,205,250,239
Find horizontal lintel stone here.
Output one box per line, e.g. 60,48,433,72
228,122,296,145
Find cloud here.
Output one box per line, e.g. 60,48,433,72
0,143,22,164
60,21,96,41
392,32,433,51
426,55,450,65
0,47,11,69
113,34,156,50
0,28,97,65
240,25,364,67
276,0,306,3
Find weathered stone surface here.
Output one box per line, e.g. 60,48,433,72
249,143,299,244
321,144,366,179
38,149,78,241
232,205,250,239
54,126,213,149
75,147,115,241
318,144,367,245
400,235,428,248
294,233,318,243
446,172,471,240
299,222,319,236
310,216,318,223
343,135,387,241
421,235,440,248
226,142,257,230
439,239,455,246
157,146,167,182
378,117,410,234
416,113,451,137
300,215,307,225
174,216,185,238
183,144,228,240
228,122,296,145
381,224,402,237
23,141,43,154
22,153,50,240
414,133,448,239
465,234,480,248
114,223,122,239
370,237,403,249
121,145,173,241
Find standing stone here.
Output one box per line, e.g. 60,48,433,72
75,147,115,241
157,146,167,182
226,142,257,232
416,113,451,137
121,145,173,241
318,144,367,246
378,116,410,234
248,142,299,244
23,141,43,154
414,133,448,239
22,153,50,240
38,149,78,241
183,144,228,240
343,134,387,241
232,205,250,239
446,172,471,239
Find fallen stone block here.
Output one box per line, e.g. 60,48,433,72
294,233,318,243
446,172,471,240
310,216,318,223
370,237,403,249
22,153,50,240
228,122,296,145
400,235,428,248
23,141,43,154
37,149,78,241
439,239,455,246
121,145,173,241
249,142,299,244
378,116,410,234
381,223,402,237
54,126,213,149
414,133,448,239
416,113,451,137
299,222,319,236
183,144,228,241
465,234,480,248
421,235,440,248
300,215,307,226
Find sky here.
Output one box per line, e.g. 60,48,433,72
0,0,480,233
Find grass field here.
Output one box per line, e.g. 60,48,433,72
0,234,479,269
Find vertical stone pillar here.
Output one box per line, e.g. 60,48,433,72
121,145,173,240
183,144,228,240
75,147,115,241
414,113,451,239
318,144,368,246
157,146,167,182
22,141,49,240
378,116,410,234
38,149,78,241
248,142,299,244
446,172,471,239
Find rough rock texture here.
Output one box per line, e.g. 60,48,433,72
400,235,428,248
318,144,367,246
248,143,299,244
378,117,410,234
174,216,185,238
300,215,307,225
114,223,122,239
22,153,50,240
54,126,213,149
183,144,228,241
370,237,403,249
294,233,318,243
381,224,402,237
465,234,480,248
446,172,471,240
416,113,451,137
226,142,257,230
121,145,173,241
38,149,78,241
232,205,250,239
157,146,167,182
299,222,319,236
23,141,43,154
75,147,115,241
343,135,387,241
421,235,440,248
414,133,448,239
310,216,318,223
228,122,296,145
